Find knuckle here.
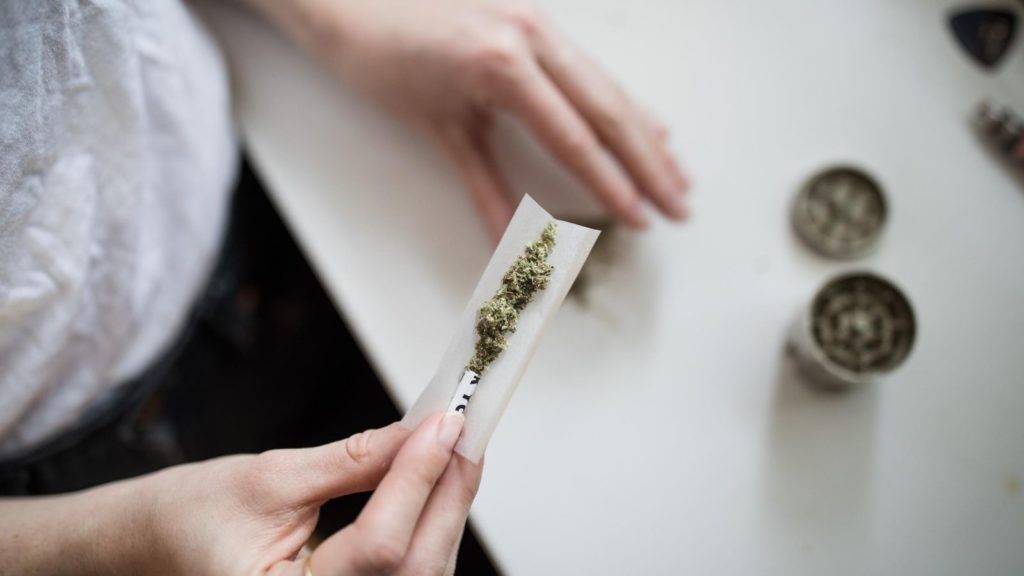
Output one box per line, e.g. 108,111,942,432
344,429,373,464
592,98,629,138
361,538,405,573
562,131,597,163
469,33,524,81
405,459,444,492
243,450,288,495
503,3,546,37
612,190,639,211
593,107,622,138
453,477,481,509
252,450,286,478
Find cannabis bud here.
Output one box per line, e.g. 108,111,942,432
466,222,556,374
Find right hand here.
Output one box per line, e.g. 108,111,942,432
258,0,690,240
146,412,480,575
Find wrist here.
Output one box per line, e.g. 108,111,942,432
64,474,164,574
0,473,162,575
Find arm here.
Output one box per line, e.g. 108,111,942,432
0,478,156,575
238,0,690,240
0,413,478,575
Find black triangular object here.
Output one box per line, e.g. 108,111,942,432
950,8,1017,69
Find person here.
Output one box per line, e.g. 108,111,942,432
0,0,689,573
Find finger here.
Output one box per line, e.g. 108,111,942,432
253,422,412,506
639,105,669,142
441,525,465,576
531,23,689,219
311,412,465,576
493,58,649,230
637,104,689,192
265,559,302,576
266,552,313,576
355,412,464,546
397,454,484,575
437,121,516,243
636,104,669,145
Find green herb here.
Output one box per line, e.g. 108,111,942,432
466,222,557,374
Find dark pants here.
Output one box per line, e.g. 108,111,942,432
0,159,499,574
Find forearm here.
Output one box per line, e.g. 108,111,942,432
0,476,159,575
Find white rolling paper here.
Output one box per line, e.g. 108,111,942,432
401,195,599,463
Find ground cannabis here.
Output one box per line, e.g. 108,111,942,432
466,222,557,374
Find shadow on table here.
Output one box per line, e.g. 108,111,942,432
761,349,879,557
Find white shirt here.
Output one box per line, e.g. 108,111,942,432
0,0,237,457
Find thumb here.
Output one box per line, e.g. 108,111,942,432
255,422,413,507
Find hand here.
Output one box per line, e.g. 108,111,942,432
256,0,690,240
0,413,478,575
143,412,477,575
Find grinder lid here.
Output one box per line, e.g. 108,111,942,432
792,166,887,259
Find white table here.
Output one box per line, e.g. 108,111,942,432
198,1,1024,573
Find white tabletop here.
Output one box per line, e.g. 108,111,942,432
198,1,1024,573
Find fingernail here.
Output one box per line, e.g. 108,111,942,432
437,412,465,451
